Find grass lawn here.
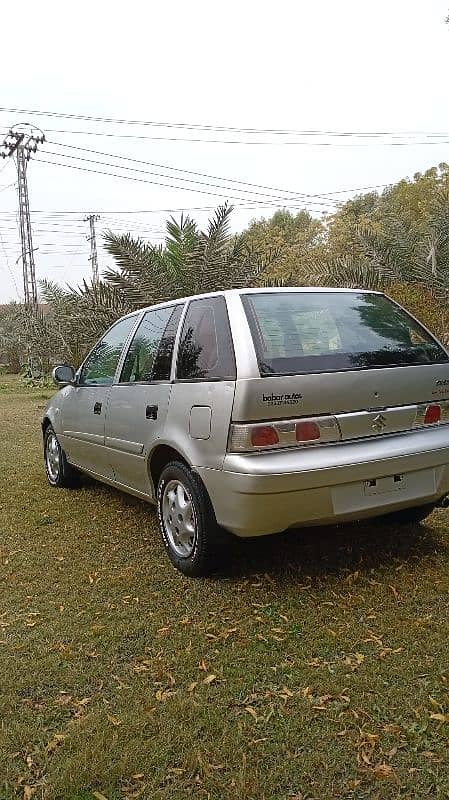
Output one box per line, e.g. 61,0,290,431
1,373,449,800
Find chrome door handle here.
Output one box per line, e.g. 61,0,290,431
93,401,102,415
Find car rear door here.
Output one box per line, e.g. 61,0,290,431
104,303,184,494
59,315,138,477
233,290,449,434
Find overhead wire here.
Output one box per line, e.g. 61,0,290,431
0,106,448,138
31,156,339,212
39,148,340,208
46,139,368,203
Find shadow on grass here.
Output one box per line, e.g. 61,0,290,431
225,516,445,583
81,473,445,585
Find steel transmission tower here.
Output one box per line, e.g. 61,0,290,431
0,124,45,309
84,213,101,284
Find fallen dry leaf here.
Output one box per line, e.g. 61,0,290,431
430,712,449,723
46,733,65,754
203,674,217,685
244,706,258,720
107,713,121,726
155,688,176,701
373,762,396,780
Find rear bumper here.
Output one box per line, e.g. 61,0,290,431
197,427,449,536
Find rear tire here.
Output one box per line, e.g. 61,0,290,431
377,503,436,526
44,425,80,488
157,460,231,577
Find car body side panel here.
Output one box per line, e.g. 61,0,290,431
162,380,235,470
105,382,173,493
57,384,113,477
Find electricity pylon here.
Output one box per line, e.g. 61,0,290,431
0,124,45,309
84,213,101,284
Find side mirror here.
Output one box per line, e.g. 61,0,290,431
52,365,76,386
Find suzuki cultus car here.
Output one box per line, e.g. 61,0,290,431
43,288,449,575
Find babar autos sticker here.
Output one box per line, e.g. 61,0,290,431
262,392,303,407
432,378,449,397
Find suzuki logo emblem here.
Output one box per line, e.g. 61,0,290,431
372,413,387,432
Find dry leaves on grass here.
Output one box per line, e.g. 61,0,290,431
429,712,449,723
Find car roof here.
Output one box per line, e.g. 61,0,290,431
130,286,381,317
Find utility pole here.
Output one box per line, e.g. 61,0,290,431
0,124,45,310
84,213,101,284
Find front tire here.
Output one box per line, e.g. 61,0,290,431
157,461,230,577
44,425,80,488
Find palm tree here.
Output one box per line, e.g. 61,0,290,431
36,203,280,368
102,203,279,305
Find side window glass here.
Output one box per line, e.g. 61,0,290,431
176,296,236,380
79,316,137,386
152,304,184,381
120,305,183,383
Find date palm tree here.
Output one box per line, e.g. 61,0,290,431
37,203,280,367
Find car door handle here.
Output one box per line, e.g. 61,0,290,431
146,404,158,420
93,401,102,415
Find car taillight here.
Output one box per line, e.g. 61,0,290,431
414,401,449,427
424,404,441,424
229,415,340,452
250,425,279,447
296,420,320,441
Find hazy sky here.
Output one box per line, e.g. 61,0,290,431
0,0,448,302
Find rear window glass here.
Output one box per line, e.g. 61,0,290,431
242,292,449,376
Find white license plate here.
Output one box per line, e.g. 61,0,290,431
332,468,436,515
363,474,407,496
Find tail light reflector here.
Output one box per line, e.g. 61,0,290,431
424,404,441,424
229,415,340,452
296,421,320,441
250,425,279,447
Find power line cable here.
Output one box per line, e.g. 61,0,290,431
40,148,339,208
1,106,449,138
32,156,338,211
46,139,363,203
27,126,449,146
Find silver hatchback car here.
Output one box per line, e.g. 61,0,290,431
43,288,449,576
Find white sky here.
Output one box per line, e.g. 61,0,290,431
0,0,448,302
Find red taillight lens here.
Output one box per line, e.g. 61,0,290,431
424,404,441,424
250,425,279,447
296,420,321,441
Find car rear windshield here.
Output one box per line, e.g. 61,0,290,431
241,291,449,376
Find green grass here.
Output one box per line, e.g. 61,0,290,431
1,373,449,800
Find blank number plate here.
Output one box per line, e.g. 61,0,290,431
332,468,436,514
363,474,406,496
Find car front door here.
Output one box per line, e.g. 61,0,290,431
59,314,138,477
105,303,184,494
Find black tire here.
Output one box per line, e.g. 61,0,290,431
376,502,436,526
157,460,231,577
44,424,80,488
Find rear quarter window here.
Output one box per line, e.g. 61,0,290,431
176,296,236,381
242,291,449,376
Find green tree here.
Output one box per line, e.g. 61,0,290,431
241,209,325,284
